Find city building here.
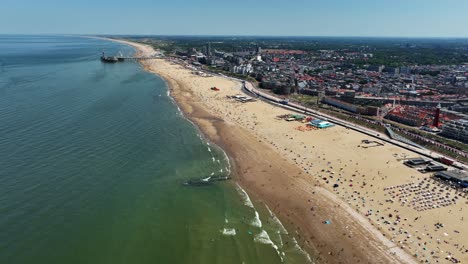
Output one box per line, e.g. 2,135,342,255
440,119,468,143
203,42,212,57
231,64,253,75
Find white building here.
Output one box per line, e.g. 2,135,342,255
232,63,253,75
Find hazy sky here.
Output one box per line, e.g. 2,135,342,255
1,0,468,37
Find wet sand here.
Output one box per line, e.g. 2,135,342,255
110,39,467,264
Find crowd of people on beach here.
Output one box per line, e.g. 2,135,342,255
216,94,468,263
169,68,467,264
384,178,466,212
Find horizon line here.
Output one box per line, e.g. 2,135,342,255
2,33,468,39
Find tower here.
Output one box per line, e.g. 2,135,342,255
206,42,212,57
433,103,441,127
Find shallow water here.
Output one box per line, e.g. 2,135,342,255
0,35,312,264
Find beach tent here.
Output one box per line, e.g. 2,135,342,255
290,114,305,120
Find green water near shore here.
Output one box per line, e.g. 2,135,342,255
0,35,312,263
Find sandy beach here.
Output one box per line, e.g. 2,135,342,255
111,39,467,264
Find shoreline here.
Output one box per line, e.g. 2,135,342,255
104,38,466,264
110,38,416,264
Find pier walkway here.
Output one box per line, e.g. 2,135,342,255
116,55,162,61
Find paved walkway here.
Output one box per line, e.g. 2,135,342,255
241,81,467,170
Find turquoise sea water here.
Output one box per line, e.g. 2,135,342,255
0,35,312,264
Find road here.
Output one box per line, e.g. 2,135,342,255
240,81,467,170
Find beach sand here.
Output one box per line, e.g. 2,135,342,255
112,39,467,264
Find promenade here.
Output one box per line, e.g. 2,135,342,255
241,81,467,170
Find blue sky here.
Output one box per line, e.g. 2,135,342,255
1,0,468,37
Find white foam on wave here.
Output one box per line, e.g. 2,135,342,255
212,157,215,162
219,168,223,173
235,184,254,209
254,230,273,244
265,205,288,235
235,184,263,228
290,237,313,263
201,176,211,182
207,146,211,152
251,210,262,228
221,150,231,175
221,228,236,236
254,230,284,262
276,230,284,248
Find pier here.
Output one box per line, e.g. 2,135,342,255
115,55,161,61
100,51,162,63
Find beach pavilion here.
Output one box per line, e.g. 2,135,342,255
310,119,335,129
434,170,468,188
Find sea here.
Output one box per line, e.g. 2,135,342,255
0,35,312,264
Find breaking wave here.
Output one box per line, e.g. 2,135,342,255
290,237,313,263
221,228,236,236
265,205,288,234
254,230,284,262
236,184,254,209
251,210,262,228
